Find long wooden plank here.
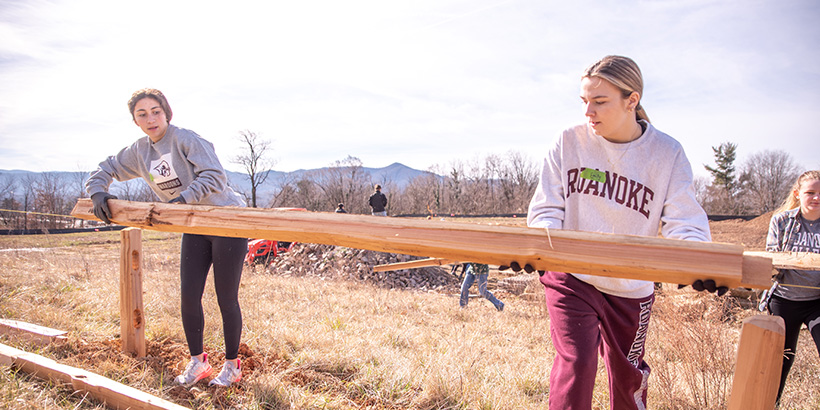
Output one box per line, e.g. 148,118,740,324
744,251,820,271
373,258,458,272
0,342,188,410
0,319,67,347
70,199,772,289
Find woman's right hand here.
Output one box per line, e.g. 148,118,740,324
91,192,117,224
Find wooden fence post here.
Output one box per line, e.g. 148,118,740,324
120,227,145,357
728,315,785,410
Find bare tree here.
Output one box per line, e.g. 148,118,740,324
294,176,324,211
0,175,18,228
17,174,38,230
497,151,538,213
0,175,15,204
399,169,444,215
314,156,372,213
740,150,801,214
68,167,91,227
112,179,157,202
72,166,90,200
692,175,710,208
446,161,466,214
233,130,275,208
268,173,300,208
32,173,71,229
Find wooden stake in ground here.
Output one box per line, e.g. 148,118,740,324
70,199,773,289
0,342,187,410
727,315,786,410
120,227,146,357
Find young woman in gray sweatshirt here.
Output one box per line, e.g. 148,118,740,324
86,88,246,387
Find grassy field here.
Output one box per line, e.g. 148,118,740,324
0,228,817,409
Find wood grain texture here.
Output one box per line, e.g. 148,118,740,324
0,319,66,347
0,342,188,410
744,251,820,271
373,258,458,272
119,228,146,358
71,199,773,288
727,315,785,410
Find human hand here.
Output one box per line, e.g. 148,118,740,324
499,261,545,276
90,192,117,224
677,279,729,296
169,196,186,204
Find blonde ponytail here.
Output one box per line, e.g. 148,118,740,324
584,55,650,123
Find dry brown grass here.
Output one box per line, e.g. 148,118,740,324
0,228,818,409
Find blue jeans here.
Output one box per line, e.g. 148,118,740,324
460,272,504,310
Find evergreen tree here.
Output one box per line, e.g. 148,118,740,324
704,142,739,197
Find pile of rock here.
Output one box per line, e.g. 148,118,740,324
265,243,461,292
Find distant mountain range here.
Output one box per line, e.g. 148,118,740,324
227,162,431,189
226,162,433,203
0,162,435,203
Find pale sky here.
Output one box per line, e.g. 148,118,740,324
1,0,818,177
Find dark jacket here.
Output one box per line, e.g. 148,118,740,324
368,191,387,212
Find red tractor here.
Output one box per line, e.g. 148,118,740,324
245,207,307,265
246,239,296,265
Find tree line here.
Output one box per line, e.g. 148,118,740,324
0,133,807,232
698,142,803,216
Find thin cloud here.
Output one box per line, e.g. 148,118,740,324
0,0,817,174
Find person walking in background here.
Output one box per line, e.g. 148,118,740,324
335,203,347,213
765,170,820,406
526,55,716,410
368,184,388,216
459,263,504,311
86,88,247,388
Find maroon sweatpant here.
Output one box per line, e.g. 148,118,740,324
541,271,654,410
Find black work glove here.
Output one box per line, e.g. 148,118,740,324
91,192,117,224
168,196,186,204
678,279,729,296
499,261,545,276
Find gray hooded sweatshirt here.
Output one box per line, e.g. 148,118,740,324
86,124,245,207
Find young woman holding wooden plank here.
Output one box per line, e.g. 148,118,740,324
522,55,719,410
766,170,820,405
86,89,247,388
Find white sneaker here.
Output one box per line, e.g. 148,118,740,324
209,359,242,387
174,354,213,386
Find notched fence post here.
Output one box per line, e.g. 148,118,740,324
120,227,146,357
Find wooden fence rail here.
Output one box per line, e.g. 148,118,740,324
70,199,773,289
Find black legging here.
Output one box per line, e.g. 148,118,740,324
768,295,820,403
180,234,247,360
